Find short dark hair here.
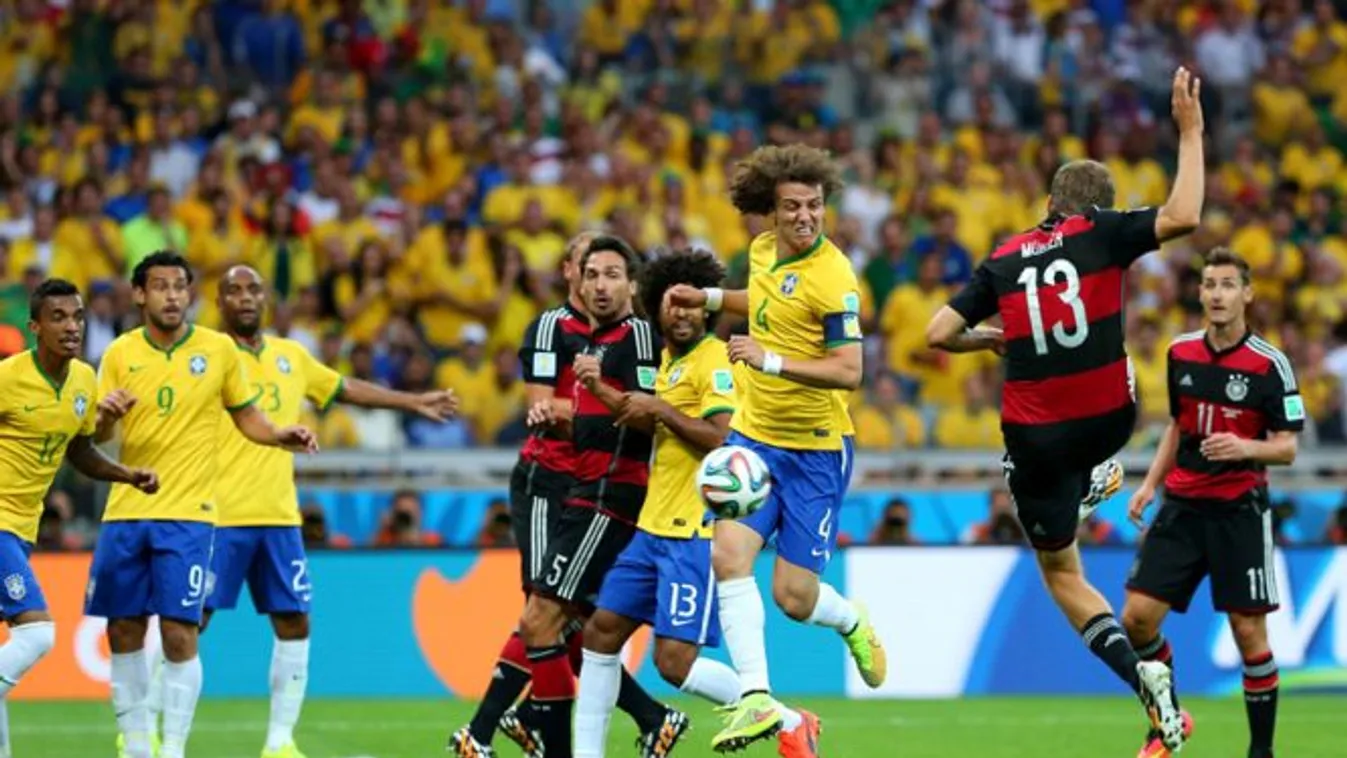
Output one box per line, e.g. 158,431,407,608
131,250,194,288
29,278,80,320
1048,160,1115,216
580,235,642,281
729,144,845,216
1202,247,1252,285
641,248,726,335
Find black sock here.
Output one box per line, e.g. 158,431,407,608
1136,634,1180,711
1243,652,1278,758
467,662,531,743
1081,613,1141,693
616,667,668,734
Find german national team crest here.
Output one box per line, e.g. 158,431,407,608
189,355,208,376
4,573,25,601
277,356,292,375
1226,374,1250,402
780,273,799,296
72,392,89,419
668,367,683,386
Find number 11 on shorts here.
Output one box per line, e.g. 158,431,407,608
1247,567,1269,602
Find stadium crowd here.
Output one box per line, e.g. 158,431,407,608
5,0,1347,545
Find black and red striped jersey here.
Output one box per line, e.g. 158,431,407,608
1164,329,1304,502
948,206,1160,467
568,315,663,523
518,302,591,474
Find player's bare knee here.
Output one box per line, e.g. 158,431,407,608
519,597,565,647
653,641,697,688
159,619,200,662
772,579,817,622
581,612,625,655
1228,613,1269,656
272,612,310,641
107,617,150,653
1121,603,1158,643
711,539,753,581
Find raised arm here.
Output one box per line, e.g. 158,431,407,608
1155,67,1205,242
666,284,749,318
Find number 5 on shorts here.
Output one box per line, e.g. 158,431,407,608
546,554,569,586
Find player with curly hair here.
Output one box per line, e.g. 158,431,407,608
570,247,746,757
666,145,886,756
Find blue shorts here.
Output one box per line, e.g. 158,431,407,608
206,526,311,614
596,530,720,647
729,431,855,575
85,520,215,624
0,531,46,618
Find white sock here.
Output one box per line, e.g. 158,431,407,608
0,621,55,752
111,650,153,758
266,639,310,751
159,657,203,758
679,657,741,705
717,577,771,694
574,649,621,758
147,656,165,732
778,704,803,732
806,583,859,634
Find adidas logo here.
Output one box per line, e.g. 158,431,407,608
492,666,505,680
1180,374,1194,387
1032,523,1046,536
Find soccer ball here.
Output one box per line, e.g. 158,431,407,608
697,445,772,520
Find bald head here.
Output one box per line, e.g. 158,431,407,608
218,265,268,338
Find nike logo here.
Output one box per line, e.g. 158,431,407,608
810,548,828,558
749,709,775,724
181,598,199,607
670,617,696,627
22,405,39,412
128,365,144,373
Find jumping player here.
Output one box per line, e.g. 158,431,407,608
451,233,666,758
89,251,317,758
666,144,883,755
0,279,158,756
1123,248,1300,758
924,67,1206,752
574,249,745,758
206,265,456,758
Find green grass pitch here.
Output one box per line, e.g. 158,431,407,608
12,695,1344,757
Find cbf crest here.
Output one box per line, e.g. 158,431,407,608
72,391,89,419
780,273,799,296
668,366,683,386
277,356,293,375
189,354,208,376
1226,373,1250,402
4,573,25,601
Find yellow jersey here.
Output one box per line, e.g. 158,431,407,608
98,326,258,523
732,232,860,451
639,336,737,539
0,352,97,542
216,336,344,527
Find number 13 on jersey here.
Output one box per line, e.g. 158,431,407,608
1018,259,1089,355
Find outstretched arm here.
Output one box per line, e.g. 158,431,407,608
730,337,863,390
926,306,1007,354
338,377,457,421
665,284,750,318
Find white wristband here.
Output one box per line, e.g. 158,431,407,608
703,287,724,312
762,351,783,376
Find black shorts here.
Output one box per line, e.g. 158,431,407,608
1004,403,1137,474
530,504,637,609
508,461,572,590
1126,489,1279,614
1001,454,1090,552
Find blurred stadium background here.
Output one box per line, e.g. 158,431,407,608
1,0,1346,756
